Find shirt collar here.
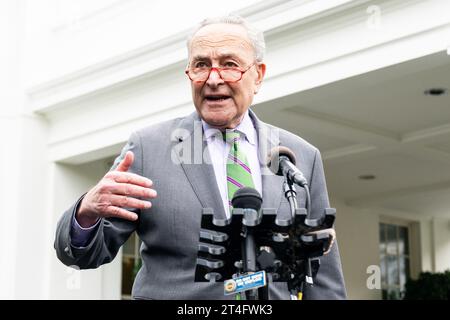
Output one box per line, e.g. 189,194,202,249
201,110,257,145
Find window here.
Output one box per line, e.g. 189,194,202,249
121,232,142,300
379,222,411,300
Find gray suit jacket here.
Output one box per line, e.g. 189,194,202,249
54,109,346,299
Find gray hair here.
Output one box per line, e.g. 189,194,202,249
186,15,265,63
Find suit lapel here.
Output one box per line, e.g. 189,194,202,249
172,112,227,221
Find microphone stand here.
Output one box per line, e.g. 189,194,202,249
241,221,258,300
283,179,298,221
283,177,314,300
240,206,267,300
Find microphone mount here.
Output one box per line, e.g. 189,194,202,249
194,193,335,300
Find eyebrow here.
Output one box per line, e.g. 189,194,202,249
191,54,244,63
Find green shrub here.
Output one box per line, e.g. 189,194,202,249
403,270,450,300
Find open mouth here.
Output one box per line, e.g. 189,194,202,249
205,95,231,102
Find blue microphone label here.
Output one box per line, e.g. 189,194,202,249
224,271,267,295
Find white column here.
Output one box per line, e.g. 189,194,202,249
0,0,24,299
432,217,450,272
419,219,434,272
0,0,50,299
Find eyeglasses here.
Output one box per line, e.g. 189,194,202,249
185,62,256,83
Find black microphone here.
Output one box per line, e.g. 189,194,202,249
232,187,263,227
267,146,308,187
231,187,262,211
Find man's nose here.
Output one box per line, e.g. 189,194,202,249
206,68,224,87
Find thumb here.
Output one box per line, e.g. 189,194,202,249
116,151,134,172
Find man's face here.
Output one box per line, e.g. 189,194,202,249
187,23,266,129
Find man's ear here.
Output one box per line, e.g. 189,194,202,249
254,63,266,94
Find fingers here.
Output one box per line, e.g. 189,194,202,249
100,194,152,221
306,228,336,255
107,183,157,199
116,151,134,172
324,236,335,254
323,228,336,255
78,160,157,223
105,171,153,188
105,206,139,221
108,194,152,210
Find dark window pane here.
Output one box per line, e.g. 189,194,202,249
380,254,386,284
379,223,412,301
379,223,386,254
405,257,410,280
399,256,410,287
386,225,397,255
387,255,399,286
398,226,409,255
382,289,387,300
399,256,406,288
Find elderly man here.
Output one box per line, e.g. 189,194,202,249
55,15,346,300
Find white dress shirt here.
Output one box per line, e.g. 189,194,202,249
202,110,262,219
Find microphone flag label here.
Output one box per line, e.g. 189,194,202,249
224,271,267,295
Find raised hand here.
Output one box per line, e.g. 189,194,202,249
76,151,157,227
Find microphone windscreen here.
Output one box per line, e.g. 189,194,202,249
267,146,297,175
231,187,262,211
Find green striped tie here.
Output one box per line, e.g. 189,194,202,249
224,131,255,209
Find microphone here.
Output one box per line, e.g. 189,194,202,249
232,187,263,227
231,187,262,211
267,146,308,187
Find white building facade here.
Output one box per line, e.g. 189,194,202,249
1,0,450,299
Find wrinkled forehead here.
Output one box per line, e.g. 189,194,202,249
189,23,255,61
